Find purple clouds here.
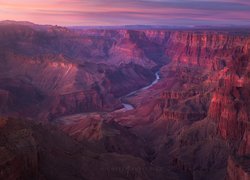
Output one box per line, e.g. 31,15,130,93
0,0,249,26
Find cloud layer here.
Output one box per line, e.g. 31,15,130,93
0,0,250,26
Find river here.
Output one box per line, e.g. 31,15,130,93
121,71,160,111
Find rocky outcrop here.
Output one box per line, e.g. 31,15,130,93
0,117,171,180
227,156,250,180
0,118,39,179
0,51,155,119
208,68,249,140
53,113,150,159
1,22,250,179
161,110,206,122
226,123,250,179
165,31,250,68
238,126,250,156
115,29,250,179
47,90,104,120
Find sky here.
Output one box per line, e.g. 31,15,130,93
0,0,250,26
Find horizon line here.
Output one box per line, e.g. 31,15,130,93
1,20,250,29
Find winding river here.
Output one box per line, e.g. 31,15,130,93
121,71,160,111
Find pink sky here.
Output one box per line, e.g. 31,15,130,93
0,0,250,26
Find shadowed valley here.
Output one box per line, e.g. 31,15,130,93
0,22,250,180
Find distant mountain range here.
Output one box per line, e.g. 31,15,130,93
1,20,250,31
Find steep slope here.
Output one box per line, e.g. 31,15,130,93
0,24,158,119
0,117,173,180
112,29,250,179
0,22,250,179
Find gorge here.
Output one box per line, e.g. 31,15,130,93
0,21,249,180
122,71,161,111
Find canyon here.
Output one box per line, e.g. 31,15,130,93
0,21,249,180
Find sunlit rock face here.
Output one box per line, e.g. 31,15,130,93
226,156,250,180
0,22,250,179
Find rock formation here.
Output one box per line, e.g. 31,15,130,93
0,21,250,179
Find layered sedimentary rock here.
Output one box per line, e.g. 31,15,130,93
0,117,171,180
0,21,250,179
53,113,150,159
114,28,250,179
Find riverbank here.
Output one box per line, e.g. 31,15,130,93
121,71,160,111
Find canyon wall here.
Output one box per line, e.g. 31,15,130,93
0,22,250,179
114,29,250,179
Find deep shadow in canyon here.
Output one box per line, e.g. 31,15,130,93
0,21,250,180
